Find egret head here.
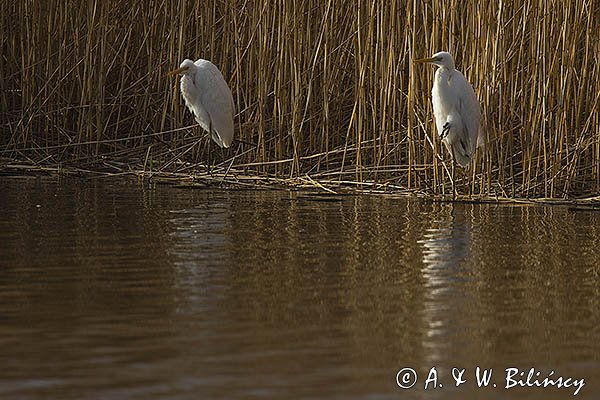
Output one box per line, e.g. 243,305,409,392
167,59,195,77
414,51,455,70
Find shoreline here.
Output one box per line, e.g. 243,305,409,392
2,161,599,209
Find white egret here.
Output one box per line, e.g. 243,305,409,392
414,51,484,167
168,58,234,149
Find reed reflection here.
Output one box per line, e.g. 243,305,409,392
163,193,428,395
2,178,599,399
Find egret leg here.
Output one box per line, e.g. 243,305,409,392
470,155,476,195
206,137,212,175
207,121,213,175
452,162,456,200
220,142,240,186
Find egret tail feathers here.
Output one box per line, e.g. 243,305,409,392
444,135,472,167
451,144,472,167
211,130,230,148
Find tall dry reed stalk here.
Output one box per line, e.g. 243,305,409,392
1,0,599,198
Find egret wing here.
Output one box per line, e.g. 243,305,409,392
454,71,482,152
193,59,235,148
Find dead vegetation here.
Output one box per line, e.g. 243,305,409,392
1,1,599,200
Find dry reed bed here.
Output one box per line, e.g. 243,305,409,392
1,0,599,198
4,161,599,212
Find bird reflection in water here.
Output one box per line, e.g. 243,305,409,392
417,203,474,366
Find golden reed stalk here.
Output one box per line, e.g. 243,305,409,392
1,0,599,198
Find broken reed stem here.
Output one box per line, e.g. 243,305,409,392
1,0,599,198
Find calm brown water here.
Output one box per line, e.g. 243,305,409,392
0,176,598,399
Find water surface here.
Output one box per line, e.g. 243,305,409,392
0,176,598,399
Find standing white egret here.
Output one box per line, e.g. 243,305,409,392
168,58,234,149
414,51,483,167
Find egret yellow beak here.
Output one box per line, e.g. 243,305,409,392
414,56,440,64
166,66,189,77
